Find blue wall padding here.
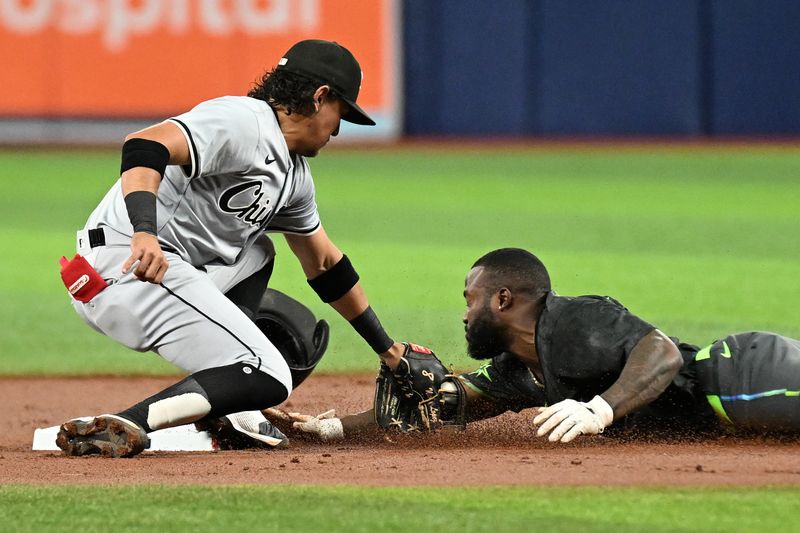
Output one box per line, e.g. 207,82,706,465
402,0,800,136
710,0,800,135
537,0,702,135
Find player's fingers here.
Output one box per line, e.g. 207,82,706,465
549,416,578,443
142,256,161,282
153,261,169,284
560,422,584,443
535,408,570,437
533,403,563,427
144,254,167,283
134,254,152,280
263,408,290,420
121,250,142,274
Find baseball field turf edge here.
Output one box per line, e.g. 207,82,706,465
2,484,798,532
0,147,798,375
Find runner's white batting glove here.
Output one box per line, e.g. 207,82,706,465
533,396,614,443
290,409,344,441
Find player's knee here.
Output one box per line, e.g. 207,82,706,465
193,362,289,416
253,363,291,406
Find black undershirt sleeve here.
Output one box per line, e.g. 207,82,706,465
460,353,547,413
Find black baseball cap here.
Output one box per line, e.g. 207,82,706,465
276,39,375,126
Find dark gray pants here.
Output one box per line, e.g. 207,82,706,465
695,331,800,431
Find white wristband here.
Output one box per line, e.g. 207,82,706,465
585,395,614,428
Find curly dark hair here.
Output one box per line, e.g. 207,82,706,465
248,69,336,117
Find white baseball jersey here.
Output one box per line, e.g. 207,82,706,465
72,96,330,392
86,96,321,267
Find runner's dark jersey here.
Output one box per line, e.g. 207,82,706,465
461,292,717,433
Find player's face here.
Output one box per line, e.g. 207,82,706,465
463,268,511,360
295,95,347,157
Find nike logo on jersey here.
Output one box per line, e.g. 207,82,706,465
218,181,273,227
720,341,732,358
265,155,275,165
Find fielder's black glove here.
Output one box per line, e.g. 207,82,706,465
373,343,453,432
392,343,448,402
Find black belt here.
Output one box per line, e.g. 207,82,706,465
88,227,179,254
86,228,106,248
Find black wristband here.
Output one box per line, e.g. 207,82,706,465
307,255,359,303
121,138,170,176
349,306,394,354
124,191,158,236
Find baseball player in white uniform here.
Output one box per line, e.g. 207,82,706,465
56,40,410,457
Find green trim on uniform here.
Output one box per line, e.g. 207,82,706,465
695,345,712,362
705,395,734,426
462,379,490,398
470,362,493,382
720,340,733,358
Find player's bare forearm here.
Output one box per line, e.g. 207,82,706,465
340,409,384,438
285,231,364,317
285,228,375,320
464,396,513,423
327,282,368,320
118,122,191,284
600,329,683,419
285,227,342,276
121,168,162,196
285,229,404,367
121,122,190,195
325,284,404,367
450,376,517,423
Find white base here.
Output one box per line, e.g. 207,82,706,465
32,421,217,452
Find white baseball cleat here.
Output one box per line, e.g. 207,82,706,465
196,410,289,450
223,410,289,448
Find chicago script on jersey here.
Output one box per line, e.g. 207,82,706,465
218,181,273,226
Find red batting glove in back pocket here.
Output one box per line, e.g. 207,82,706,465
59,255,108,303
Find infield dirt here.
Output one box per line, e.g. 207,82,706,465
2,375,799,486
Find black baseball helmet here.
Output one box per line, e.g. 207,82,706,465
254,289,329,389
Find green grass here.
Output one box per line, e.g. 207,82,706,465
0,146,798,375
2,147,799,530
2,484,799,532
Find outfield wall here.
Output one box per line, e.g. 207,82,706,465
0,0,401,143
1,1,798,143
403,0,800,137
